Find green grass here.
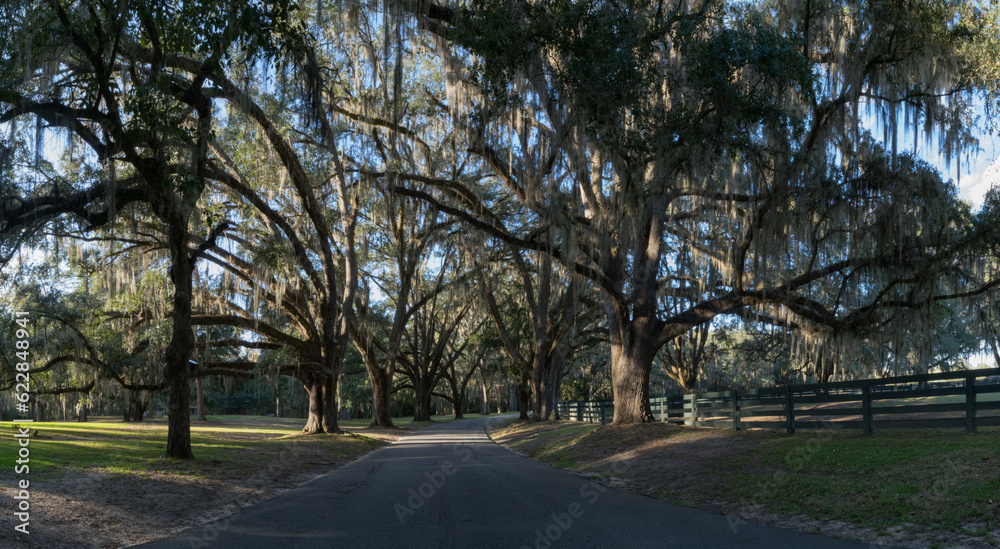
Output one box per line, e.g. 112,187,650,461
190,414,306,422
491,419,1000,544
530,423,598,441
493,420,599,469
337,413,488,428
717,428,1000,534
0,413,488,482
871,391,1000,407
0,417,384,482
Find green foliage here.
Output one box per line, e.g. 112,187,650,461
4,0,1000,437
454,0,810,162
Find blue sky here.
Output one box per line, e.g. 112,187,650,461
954,137,999,211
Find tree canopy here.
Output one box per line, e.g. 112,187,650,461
2,0,999,455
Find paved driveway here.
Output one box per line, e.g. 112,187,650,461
135,415,893,548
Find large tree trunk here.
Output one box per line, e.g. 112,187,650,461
531,355,551,421
368,364,394,427
611,347,656,423
532,347,569,421
413,378,434,421
302,375,323,433
548,352,567,420
451,384,465,420
165,354,193,456
302,372,339,434
164,217,195,458
518,377,530,420
124,395,147,422
480,381,489,415
610,321,658,424
195,377,207,421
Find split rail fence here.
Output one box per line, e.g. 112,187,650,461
557,367,1000,434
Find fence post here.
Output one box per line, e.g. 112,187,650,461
862,381,872,436
685,393,698,426
577,401,583,422
966,373,977,433
784,385,795,435
658,397,665,422
731,389,740,431
599,401,606,425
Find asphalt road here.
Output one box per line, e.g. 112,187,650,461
134,415,893,549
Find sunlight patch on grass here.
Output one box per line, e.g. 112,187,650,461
0,418,388,484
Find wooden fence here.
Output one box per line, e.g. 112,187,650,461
558,367,1000,434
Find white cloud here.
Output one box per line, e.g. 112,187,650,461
956,157,999,211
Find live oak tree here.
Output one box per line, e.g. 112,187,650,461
440,321,497,419
657,320,712,394
180,0,472,432
19,0,366,436
479,247,600,420
0,282,97,420
407,0,1000,423
0,0,300,455
189,77,360,434
393,241,484,421
339,1,506,427
192,0,484,432
5,0,999,437
351,183,459,427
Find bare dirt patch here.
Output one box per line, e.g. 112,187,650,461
0,421,412,549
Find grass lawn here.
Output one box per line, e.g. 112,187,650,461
0,416,383,481
871,391,1000,408
489,419,1000,548
0,412,489,482
339,413,488,429
722,428,999,533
